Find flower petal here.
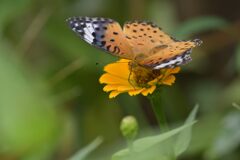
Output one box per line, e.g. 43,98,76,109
162,75,176,85
109,91,123,98
99,74,129,85
170,67,181,74
164,67,180,75
104,59,130,78
117,85,135,91
103,84,120,92
141,85,156,96
128,88,145,96
104,84,135,92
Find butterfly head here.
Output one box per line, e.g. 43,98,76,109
192,39,203,46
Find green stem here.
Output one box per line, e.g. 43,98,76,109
127,139,134,152
148,88,168,130
149,89,177,159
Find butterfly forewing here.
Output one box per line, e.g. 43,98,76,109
123,21,175,55
67,17,134,59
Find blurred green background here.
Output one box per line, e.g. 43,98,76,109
0,0,240,159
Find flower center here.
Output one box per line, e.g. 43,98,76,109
128,62,163,87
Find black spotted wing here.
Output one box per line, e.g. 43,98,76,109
123,21,202,69
66,17,134,59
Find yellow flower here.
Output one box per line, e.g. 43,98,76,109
99,59,180,98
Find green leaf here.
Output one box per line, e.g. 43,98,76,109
111,148,130,160
174,105,199,156
112,122,196,160
112,106,198,160
174,16,229,39
133,121,196,152
112,147,169,160
68,137,103,160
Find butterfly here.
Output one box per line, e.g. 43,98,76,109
66,17,202,70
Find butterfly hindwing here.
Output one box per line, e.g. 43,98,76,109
138,39,202,69
67,17,134,59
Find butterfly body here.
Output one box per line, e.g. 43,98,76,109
67,17,202,70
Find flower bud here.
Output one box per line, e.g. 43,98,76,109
120,115,138,140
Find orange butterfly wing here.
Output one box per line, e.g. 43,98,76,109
123,21,174,56
138,39,202,69
67,17,134,60
67,17,202,69
123,21,202,69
